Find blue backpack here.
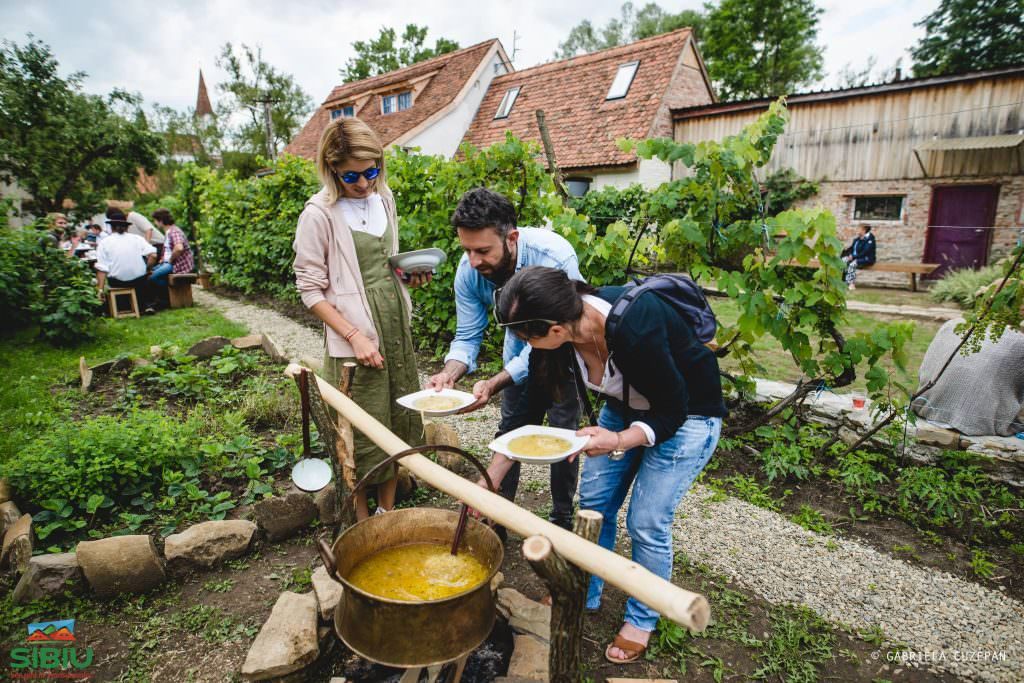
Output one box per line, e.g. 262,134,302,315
605,274,718,344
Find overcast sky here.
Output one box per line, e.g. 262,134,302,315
1,0,938,113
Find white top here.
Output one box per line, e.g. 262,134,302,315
95,232,156,281
576,294,656,447
126,211,165,245
339,194,387,237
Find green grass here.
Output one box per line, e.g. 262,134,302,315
0,308,247,464
845,287,946,308
711,299,940,392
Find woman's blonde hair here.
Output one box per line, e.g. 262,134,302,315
316,117,387,204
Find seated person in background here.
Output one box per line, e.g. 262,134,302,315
841,224,876,290
912,315,1024,436
148,208,194,291
85,224,105,245
107,206,165,260
96,209,158,314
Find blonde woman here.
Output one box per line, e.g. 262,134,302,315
293,117,430,520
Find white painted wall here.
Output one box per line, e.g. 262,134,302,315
403,53,509,158
588,158,672,191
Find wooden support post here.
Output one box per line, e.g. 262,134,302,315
522,509,603,682
536,109,569,204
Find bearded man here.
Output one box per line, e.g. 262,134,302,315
425,187,583,531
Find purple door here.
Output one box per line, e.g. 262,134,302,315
924,185,1000,278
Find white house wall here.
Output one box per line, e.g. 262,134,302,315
404,55,510,158
589,158,672,191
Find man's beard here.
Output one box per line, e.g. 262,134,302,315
480,242,516,284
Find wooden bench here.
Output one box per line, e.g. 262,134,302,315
168,273,198,309
784,260,940,291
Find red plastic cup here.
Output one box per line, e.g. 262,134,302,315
852,396,866,410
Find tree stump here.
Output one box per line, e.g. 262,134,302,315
522,509,602,682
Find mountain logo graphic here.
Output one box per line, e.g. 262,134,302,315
26,619,76,642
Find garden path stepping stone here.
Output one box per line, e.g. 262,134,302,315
76,535,165,598
231,334,264,349
187,336,231,359
505,634,549,681
311,565,343,620
1,513,32,572
496,587,550,642
164,520,258,567
254,489,316,542
0,479,10,505
261,333,287,363
240,591,319,681
12,552,83,603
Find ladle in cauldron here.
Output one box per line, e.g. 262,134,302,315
316,446,503,668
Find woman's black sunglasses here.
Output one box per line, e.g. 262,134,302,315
491,286,558,330
337,167,380,184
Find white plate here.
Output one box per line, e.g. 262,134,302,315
389,248,447,274
488,425,588,464
396,388,476,416
291,458,333,492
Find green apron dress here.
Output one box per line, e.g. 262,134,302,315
323,218,423,485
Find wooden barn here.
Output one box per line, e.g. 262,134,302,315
672,66,1024,285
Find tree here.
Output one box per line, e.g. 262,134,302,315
216,43,313,159
911,0,1024,78
556,2,706,58
149,103,222,166
341,25,460,83
702,0,825,100
0,37,164,218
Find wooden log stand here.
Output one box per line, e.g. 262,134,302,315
523,509,603,682
168,273,198,308
284,363,710,632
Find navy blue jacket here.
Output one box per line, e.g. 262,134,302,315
850,234,876,267
508,286,727,445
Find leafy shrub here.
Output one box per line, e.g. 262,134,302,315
569,183,651,233
0,226,99,343
0,409,204,535
929,264,1002,307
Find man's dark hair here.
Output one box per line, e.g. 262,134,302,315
152,208,175,226
450,187,517,238
862,224,872,233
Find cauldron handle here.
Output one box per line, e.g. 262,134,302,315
317,537,340,583
351,444,497,501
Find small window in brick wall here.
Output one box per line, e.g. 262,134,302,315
853,196,904,222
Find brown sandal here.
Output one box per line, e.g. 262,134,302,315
604,634,647,664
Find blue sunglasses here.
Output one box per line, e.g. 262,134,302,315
337,167,380,184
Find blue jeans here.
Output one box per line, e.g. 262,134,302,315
149,262,173,287
581,405,721,631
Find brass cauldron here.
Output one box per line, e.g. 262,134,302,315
318,507,503,667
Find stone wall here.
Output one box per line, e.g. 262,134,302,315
793,175,1024,287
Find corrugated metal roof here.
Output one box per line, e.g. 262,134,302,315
915,134,1024,152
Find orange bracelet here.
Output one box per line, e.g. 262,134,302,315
343,328,359,341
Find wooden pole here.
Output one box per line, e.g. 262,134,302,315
284,364,710,632
523,509,603,681
536,109,569,204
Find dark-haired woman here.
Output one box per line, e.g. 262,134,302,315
480,266,727,664
842,224,876,289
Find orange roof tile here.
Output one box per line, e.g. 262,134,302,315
284,40,502,159
461,29,707,171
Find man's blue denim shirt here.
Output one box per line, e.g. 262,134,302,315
443,227,583,384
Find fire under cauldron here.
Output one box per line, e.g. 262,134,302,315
316,446,503,669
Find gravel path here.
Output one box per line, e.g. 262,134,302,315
195,288,1022,682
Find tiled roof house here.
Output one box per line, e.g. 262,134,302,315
461,28,714,193
284,40,512,159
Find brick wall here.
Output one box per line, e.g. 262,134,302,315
793,175,1024,287
650,42,713,140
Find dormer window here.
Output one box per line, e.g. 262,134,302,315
331,105,355,120
606,61,639,100
382,91,413,114
494,87,520,119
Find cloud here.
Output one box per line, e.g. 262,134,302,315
0,0,938,113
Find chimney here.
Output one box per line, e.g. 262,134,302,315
892,67,902,82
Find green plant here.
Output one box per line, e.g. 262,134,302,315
203,578,235,593
721,474,785,511
753,606,835,682
969,549,997,579
929,264,1002,307
791,505,834,535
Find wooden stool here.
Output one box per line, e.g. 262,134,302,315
168,273,198,309
108,288,140,319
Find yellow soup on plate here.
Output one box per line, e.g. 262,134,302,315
347,543,489,601
413,395,465,412
507,435,571,458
